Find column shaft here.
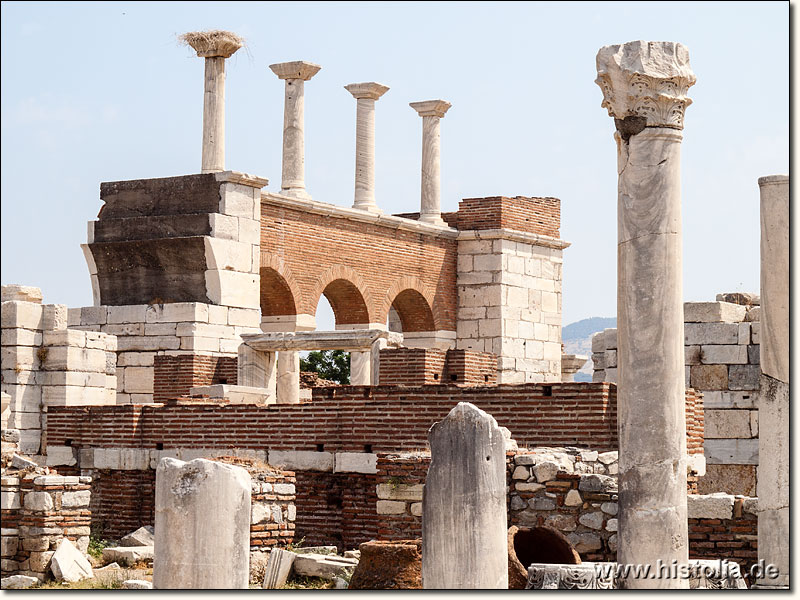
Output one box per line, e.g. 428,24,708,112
420,115,443,224
616,127,688,588
276,351,300,404
756,175,789,587
201,57,226,173
353,98,377,211
281,79,307,197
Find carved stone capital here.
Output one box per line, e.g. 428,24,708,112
409,99,451,118
269,61,322,81
595,41,696,129
344,82,390,100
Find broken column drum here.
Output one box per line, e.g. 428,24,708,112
595,40,696,589
422,402,508,589
153,458,252,589
181,31,243,173
756,174,789,588
270,61,322,200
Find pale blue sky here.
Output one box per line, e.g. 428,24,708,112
0,1,789,328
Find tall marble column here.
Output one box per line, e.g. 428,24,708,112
345,82,389,213
182,31,243,173
595,41,696,589
410,100,451,226
756,174,789,588
270,61,321,199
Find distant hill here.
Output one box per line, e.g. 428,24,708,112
562,317,617,381
562,317,617,342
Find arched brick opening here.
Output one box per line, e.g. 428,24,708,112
391,289,436,333
322,279,370,326
260,267,298,317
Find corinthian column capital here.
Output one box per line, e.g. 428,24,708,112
595,40,696,129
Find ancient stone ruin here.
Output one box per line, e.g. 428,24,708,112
0,31,788,590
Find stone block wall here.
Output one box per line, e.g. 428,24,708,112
457,234,566,384
68,302,260,404
1,473,92,580
378,348,497,386
592,298,760,495
2,287,117,455
152,354,237,402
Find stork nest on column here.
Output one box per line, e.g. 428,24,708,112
180,30,244,58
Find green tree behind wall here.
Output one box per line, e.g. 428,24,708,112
300,349,350,384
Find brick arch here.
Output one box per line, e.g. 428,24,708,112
260,254,301,317
381,277,440,332
311,265,373,326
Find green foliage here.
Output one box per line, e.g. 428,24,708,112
87,535,111,561
300,349,350,384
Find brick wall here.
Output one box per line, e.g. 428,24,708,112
87,470,155,539
47,383,621,452
153,354,237,402
378,348,497,386
293,471,379,552
455,196,561,238
46,383,704,455
260,197,457,330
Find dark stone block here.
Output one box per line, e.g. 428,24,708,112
89,237,210,305
98,174,221,219
93,214,212,242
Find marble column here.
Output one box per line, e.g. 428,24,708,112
756,174,789,588
269,61,321,200
345,82,389,213
595,41,696,589
182,31,243,173
349,351,371,385
409,100,451,226
276,351,300,404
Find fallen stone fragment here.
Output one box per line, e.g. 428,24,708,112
334,577,349,589
11,454,37,470
122,579,152,589
102,545,154,566
95,562,121,571
262,548,296,589
293,553,358,580
1,574,39,589
120,526,154,547
50,538,93,583
343,550,361,560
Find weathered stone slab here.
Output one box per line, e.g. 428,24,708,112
122,579,152,589
50,538,93,583
687,493,734,519
704,439,758,465
684,302,746,323
102,546,154,566
1,575,39,589
120,525,154,547
268,450,333,472
262,548,296,589
704,410,754,439
422,402,507,589
153,458,251,589
293,553,358,579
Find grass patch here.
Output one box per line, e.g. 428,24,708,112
281,576,336,590
87,536,112,561
31,579,124,590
